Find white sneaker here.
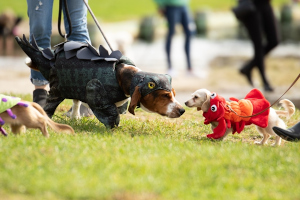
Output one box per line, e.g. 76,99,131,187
167,69,178,78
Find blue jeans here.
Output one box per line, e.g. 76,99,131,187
165,5,192,70
27,0,90,86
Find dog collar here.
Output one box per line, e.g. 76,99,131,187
130,72,172,97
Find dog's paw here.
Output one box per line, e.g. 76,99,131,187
254,141,263,145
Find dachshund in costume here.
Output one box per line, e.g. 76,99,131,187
203,89,270,139
185,88,295,145
16,35,185,129
0,94,74,137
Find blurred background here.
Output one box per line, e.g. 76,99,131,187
0,0,300,106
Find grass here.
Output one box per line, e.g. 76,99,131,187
1,95,300,200
0,0,290,22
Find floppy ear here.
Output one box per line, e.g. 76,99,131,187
200,92,211,112
128,86,141,115
172,88,176,97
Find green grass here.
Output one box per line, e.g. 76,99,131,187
0,0,290,22
0,94,300,200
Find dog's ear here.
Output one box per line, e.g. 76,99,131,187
201,92,211,112
128,86,141,115
172,88,176,97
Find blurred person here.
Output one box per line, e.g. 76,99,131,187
235,0,279,92
27,0,92,116
0,10,22,54
154,0,195,77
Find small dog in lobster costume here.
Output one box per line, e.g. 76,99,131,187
185,88,295,145
0,94,74,137
203,89,270,139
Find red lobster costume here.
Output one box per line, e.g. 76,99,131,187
203,89,270,139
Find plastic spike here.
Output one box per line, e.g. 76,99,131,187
31,34,39,50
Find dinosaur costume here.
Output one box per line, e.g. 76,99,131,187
16,35,173,128
0,94,28,136
203,89,270,139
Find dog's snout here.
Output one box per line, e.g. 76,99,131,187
184,101,188,106
179,108,185,116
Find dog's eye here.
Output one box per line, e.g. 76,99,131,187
148,82,155,89
164,93,170,98
211,92,217,99
194,96,198,99
211,105,217,112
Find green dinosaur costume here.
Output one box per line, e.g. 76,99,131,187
16,35,173,129
0,94,21,113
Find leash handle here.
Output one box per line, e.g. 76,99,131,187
58,0,72,38
228,73,300,118
83,0,114,52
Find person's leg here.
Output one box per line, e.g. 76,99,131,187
253,2,276,91
27,0,53,49
64,0,90,43
27,0,53,107
239,10,265,88
180,6,192,71
258,1,280,55
260,1,280,65
165,6,178,71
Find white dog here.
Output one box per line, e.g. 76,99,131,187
185,89,295,146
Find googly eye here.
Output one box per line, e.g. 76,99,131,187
148,82,155,89
211,105,217,112
211,92,217,99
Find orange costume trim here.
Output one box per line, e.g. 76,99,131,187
224,99,253,123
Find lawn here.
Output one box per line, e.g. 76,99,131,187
0,95,300,200
0,0,290,22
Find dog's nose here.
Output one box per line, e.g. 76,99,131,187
184,101,188,106
179,108,185,116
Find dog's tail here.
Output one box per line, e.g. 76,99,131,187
15,34,53,80
30,102,75,135
275,99,295,119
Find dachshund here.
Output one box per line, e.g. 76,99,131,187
185,89,295,146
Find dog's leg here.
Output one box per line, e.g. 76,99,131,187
273,136,282,146
10,124,26,134
255,127,270,145
43,76,65,118
219,128,233,140
39,121,49,137
71,100,81,119
91,105,120,129
86,79,120,128
44,96,65,118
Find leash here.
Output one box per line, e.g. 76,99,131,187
83,0,114,52
227,73,300,118
58,0,72,39
57,0,114,52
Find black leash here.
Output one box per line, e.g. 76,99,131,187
58,0,72,39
